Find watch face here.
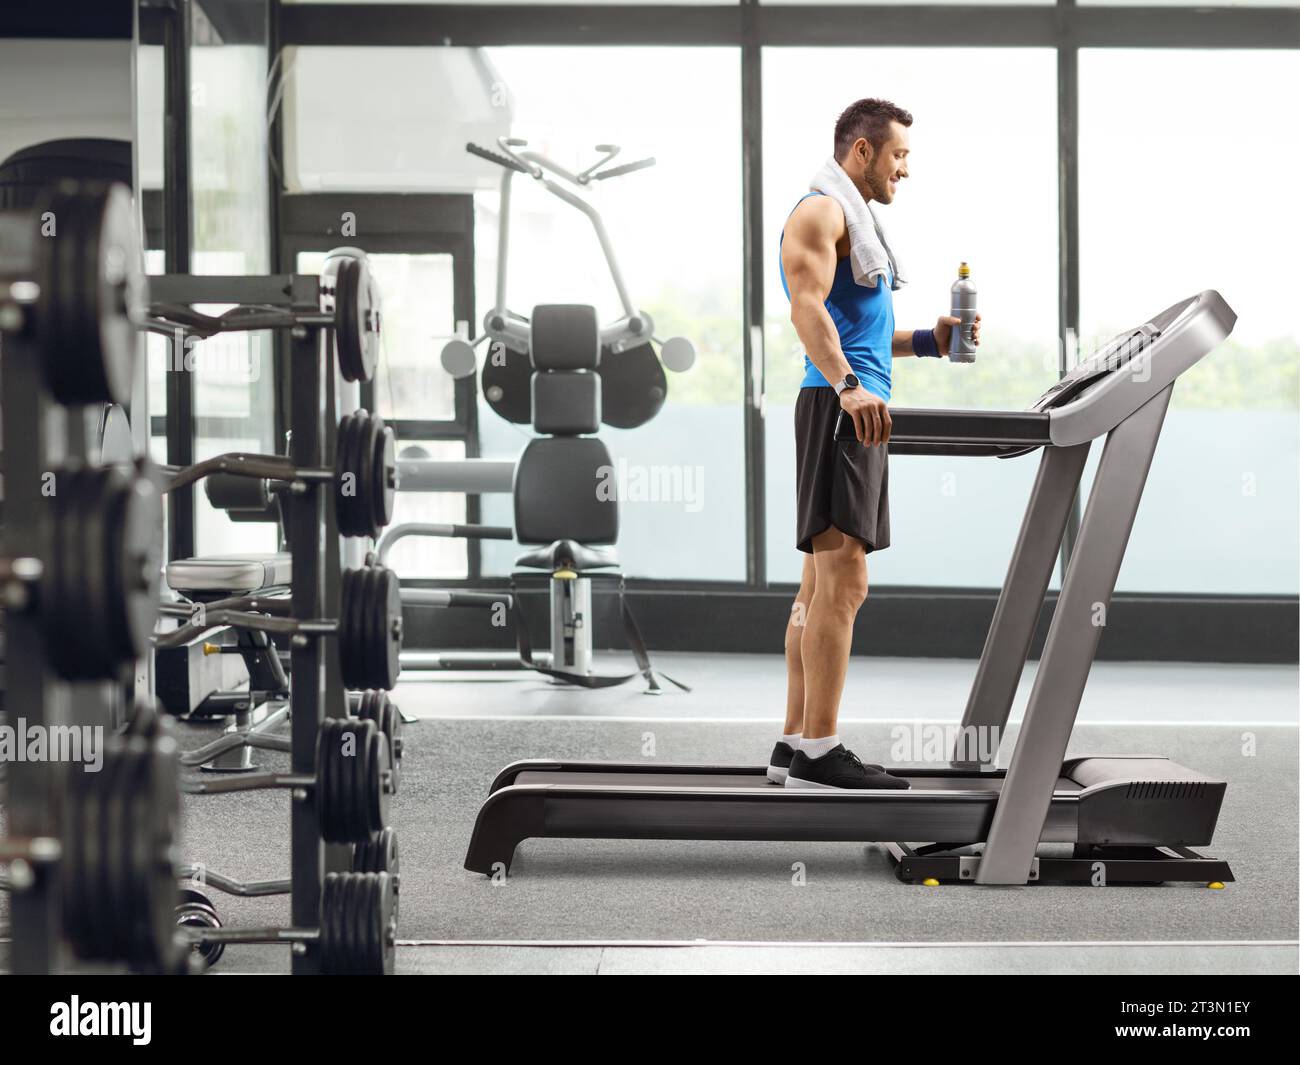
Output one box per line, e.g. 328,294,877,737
844,373,860,389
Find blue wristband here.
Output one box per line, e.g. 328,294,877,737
912,329,940,358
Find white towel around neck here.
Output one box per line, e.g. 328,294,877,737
810,156,906,291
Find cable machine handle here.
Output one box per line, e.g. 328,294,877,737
466,142,531,175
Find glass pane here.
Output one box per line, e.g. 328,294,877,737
1081,1,1297,6
763,48,1059,587
1079,49,1300,594
298,251,458,420
384,441,470,579
762,0,1049,4
471,46,746,581
284,47,511,193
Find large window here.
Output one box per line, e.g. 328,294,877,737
762,47,1059,587
468,46,747,582
140,37,277,558
1079,49,1300,594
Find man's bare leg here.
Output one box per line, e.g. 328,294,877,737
783,552,817,736
801,526,867,739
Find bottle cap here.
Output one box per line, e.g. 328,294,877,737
958,262,971,278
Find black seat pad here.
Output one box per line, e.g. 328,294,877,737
515,539,618,572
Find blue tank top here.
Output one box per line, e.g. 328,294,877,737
779,192,894,400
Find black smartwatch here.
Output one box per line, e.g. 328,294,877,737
833,373,860,396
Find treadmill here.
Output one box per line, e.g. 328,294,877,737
464,290,1238,887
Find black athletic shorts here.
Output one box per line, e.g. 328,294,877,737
794,385,890,554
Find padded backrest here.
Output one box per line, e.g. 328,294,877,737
532,370,600,436
513,436,618,546
530,304,600,371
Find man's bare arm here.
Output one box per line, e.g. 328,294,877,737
781,198,891,445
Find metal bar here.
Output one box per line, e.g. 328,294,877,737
741,0,765,587
955,441,1088,763
887,408,1052,446
277,5,1299,49
149,273,305,304
1057,1,1083,579
162,0,195,562
286,325,326,973
977,384,1174,885
397,458,515,493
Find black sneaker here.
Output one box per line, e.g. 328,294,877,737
766,741,797,784
785,745,910,790
768,742,882,784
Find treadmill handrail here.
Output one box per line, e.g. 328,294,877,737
888,408,1052,448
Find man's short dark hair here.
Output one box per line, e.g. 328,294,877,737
833,98,913,160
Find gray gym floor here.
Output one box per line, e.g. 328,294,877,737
3,653,1296,975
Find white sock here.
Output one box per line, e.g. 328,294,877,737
781,732,802,748
801,734,840,760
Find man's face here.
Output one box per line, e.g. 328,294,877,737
854,122,910,204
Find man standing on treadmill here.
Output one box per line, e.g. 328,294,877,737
770,98,980,790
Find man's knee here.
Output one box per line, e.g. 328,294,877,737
821,570,867,613
815,555,867,613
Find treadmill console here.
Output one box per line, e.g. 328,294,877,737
1029,322,1162,413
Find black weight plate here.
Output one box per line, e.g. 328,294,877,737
359,875,382,975
352,826,398,876
355,567,378,692
88,748,122,958
334,258,377,384
344,411,369,538
372,422,396,534
345,570,370,692
598,341,667,429
334,412,363,537
363,415,386,537
103,745,135,958
338,569,362,690
81,469,119,678
42,466,80,678
35,183,97,399
384,701,402,793
332,873,358,972
348,569,374,693
480,344,532,424
340,720,363,843
320,872,344,973
142,730,182,972
376,567,401,690
110,475,163,662
122,743,155,965
61,748,96,955
363,567,385,692
38,182,142,405
334,412,357,535
356,691,400,791
373,872,396,975
70,746,111,958
365,729,391,837
53,467,116,680
316,719,341,843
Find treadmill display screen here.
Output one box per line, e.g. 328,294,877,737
1029,323,1162,413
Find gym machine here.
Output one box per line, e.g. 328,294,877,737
464,290,1238,888
440,137,696,426
397,304,687,691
